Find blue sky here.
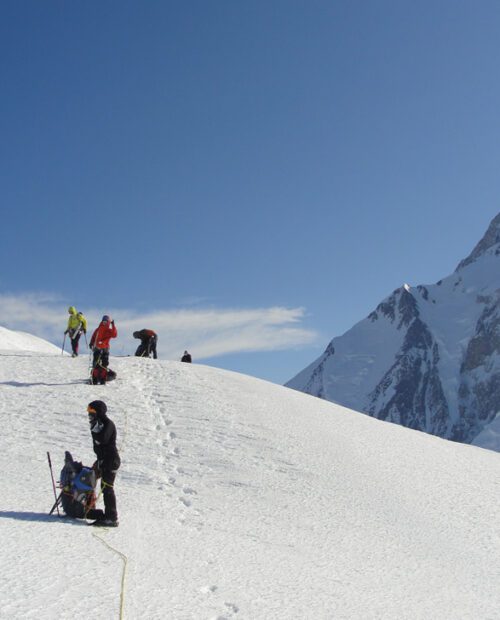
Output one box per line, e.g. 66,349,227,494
1,1,500,383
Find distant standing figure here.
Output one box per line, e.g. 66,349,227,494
133,329,158,359
65,306,87,357
181,350,192,363
89,316,117,384
85,400,120,527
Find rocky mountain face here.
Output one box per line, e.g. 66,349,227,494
287,213,500,451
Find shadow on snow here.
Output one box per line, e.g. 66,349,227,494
0,511,86,525
0,381,85,388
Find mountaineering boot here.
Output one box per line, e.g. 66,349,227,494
90,518,119,527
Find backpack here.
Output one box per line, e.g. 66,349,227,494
59,451,97,518
91,367,117,385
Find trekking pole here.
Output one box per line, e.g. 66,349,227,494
47,452,61,517
88,348,94,383
49,490,63,515
61,334,66,355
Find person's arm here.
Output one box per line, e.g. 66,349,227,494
99,419,115,446
110,321,117,338
92,419,113,447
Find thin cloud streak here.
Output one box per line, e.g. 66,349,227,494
0,293,318,360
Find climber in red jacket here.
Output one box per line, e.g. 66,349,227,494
89,315,117,385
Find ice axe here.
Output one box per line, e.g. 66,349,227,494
49,491,63,516
47,451,61,517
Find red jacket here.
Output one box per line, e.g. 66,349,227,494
90,322,118,350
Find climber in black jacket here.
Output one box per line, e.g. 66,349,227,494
85,400,121,527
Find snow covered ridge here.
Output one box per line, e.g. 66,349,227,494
0,354,499,618
0,325,62,354
287,212,500,453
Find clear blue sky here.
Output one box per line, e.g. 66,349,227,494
1,1,500,383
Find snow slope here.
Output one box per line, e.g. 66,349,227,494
0,352,499,619
0,325,62,355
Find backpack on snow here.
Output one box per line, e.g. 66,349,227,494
59,451,97,518
91,367,117,385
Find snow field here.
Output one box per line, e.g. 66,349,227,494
0,351,499,619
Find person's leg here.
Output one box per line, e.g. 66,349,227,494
96,350,108,384
69,330,77,355
73,332,81,355
101,470,118,522
101,350,109,368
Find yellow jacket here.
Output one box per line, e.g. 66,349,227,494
67,307,88,332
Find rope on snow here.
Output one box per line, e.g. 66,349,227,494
92,532,128,620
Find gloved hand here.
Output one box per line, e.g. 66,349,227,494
83,329,87,334
64,330,68,335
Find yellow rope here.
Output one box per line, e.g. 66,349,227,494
92,532,128,620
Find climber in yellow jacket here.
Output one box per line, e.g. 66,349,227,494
65,306,88,357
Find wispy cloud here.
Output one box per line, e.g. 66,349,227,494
0,292,318,359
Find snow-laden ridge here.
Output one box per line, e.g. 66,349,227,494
0,352,499,618
287,212,500,452
456,211,500,271
0,325,62,355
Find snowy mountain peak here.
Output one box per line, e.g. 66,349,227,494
287,214,500,452
456,211,500,271
368,284,419,329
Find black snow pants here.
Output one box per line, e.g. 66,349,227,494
86,469,118,522
69,329,82,355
